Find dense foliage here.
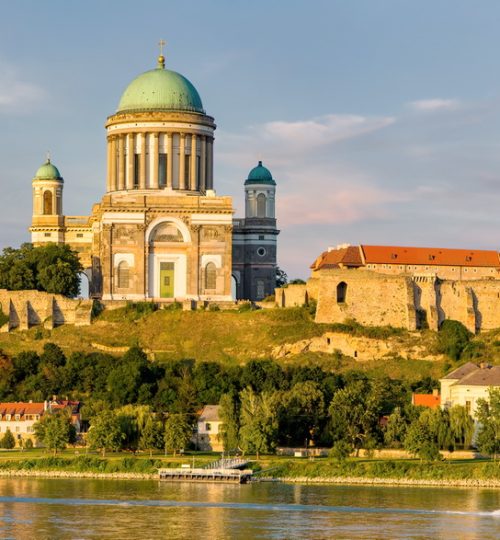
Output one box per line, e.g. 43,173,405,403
0,243,82,297
0,342,483,458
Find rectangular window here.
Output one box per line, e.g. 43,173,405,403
259,235,264,240
76,233,84,238
205,423,211,431
134,154,140,188
27,426,33,433
44,233,51,238
15,426,20,433
159,153,167,188
465,400,471,414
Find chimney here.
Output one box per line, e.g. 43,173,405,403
43,400,48,411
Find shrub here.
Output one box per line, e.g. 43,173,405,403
262,294,275,302
163,301,182,311
24,438,34,449
208,304,220,312
0,429,16,449
237,302,253,313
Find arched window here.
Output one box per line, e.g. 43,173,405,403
117,261,130,289
205,262,216,289
150,222,184,243
43,191,53,215
337,281,347,303
257,193,267,218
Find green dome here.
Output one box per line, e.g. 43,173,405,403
117,60,205,114
34,159,63,181
245,161,276,185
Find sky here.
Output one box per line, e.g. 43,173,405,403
2,1,500,279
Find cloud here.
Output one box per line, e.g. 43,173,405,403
0,61,46,113
217,113,395,168
408,98,460,112
257,114,395,151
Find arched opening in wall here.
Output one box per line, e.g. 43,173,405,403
336,281,347,303
78,272,90,299
117,261,130,289
43,191,53,215
257,193,267,218
231,274,238,300
205,262,216,290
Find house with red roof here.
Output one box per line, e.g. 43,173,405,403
0,400,81,447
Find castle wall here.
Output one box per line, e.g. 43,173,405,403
298,270,500,333
0,290,92,331
314,270,417,330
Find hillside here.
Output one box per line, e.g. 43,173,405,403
1,303,498,380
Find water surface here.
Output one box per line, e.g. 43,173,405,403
0,478,498,539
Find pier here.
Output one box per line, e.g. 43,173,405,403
159,457,253,484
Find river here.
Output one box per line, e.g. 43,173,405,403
0,478,498,539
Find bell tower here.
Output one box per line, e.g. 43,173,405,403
232,161,279,300
30,156,65,245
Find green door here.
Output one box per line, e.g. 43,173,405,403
160,262,175,298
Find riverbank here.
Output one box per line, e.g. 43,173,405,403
0,453,499,487
0,469,499,488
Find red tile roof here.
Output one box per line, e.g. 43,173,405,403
0,402,45,418
361,245,500,268
311,246,363,270
412,394,441,409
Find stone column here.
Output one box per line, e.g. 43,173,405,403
106,137,112,192
166,133,173,188
139,133,147,189
190,134,197,191
152,133,159,189
110,136,117,192
118,135,125,190
224,225,233,296
200,136,206,192
179,133,186,190
127,133,134,189
207,138,213,190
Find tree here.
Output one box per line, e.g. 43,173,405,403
328,381,381,454
275,266,288,288
163,414,192,456
139,416,164,457
280,381,325,446
384,407,408,448
0,429,16,449
436,320,471,361
33,411,75,455
87,411,125,456
219,391,240,452
0,243,82,297
449,405,474,449
404,420,441,461
239,387,279,458
476,388,500,459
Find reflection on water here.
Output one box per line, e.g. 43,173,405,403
0,478,498,539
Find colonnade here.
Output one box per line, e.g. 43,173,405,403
106,131,214,193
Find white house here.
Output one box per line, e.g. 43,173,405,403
194,405,223,452
440,362,500,418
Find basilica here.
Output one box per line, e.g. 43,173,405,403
29,51,279,302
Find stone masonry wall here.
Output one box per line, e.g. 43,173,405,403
314,270,417,330
0,290,92,331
